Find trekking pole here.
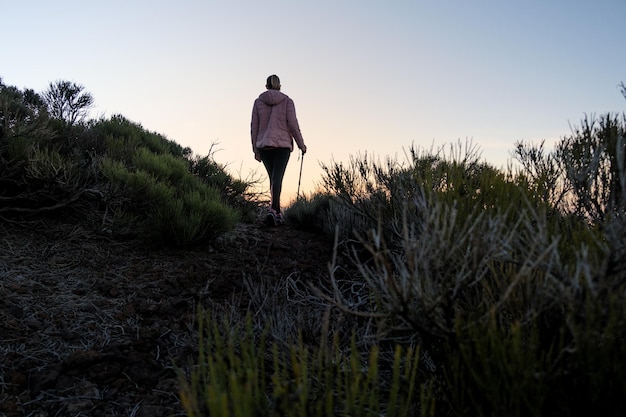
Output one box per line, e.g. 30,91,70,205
297,151,304,199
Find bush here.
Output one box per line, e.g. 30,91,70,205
286,129,625,415
2,80,252,244
316,191,624,415
100,152,237,247
189,152,260,223
153,190,238,246
0,79,51,141
284,193,336,234
134,147,190,184
178,310,425,417
92,114,189,160
0,139,93,217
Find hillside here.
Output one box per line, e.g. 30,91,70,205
3,78,626,416
0,216,335,416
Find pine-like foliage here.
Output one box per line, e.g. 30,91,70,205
282,124,626,415
0,80,252,247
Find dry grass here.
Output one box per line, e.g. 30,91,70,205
1,220,189,415
0,215,336,416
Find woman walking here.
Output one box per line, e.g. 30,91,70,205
251,74,307,226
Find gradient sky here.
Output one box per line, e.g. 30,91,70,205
3,0,625,202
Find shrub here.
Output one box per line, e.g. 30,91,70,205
99,153,237,247
310,141,539,258
178,310,425,417
153,190,238,246
0,139,93,216
284,193,336,234
316,186,625,415
3,78,253,241
189,152,260,222
134,147,190,184
444,316,558,417
515,113,626,223
91,115,189,161
292,129,623,415
0,79,51,141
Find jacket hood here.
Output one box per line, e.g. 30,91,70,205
258,90,288,106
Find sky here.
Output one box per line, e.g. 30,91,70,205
2,0,625,203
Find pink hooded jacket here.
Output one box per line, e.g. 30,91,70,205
251,89,306,154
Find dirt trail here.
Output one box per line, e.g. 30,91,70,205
0,218,334,416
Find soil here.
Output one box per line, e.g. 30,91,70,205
0,216,336,416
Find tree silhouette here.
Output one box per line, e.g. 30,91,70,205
43,80,93,126
0,78,49,139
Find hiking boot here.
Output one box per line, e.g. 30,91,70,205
275,212,284,225
265,210,277,227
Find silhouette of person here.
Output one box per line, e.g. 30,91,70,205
251,74,307,225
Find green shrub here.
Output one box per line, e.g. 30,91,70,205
153,190,237,246
315,141,534,247
94,118,253,245
189,153,259,222
317,193,626,415
515,113,626,223
92,115,188,160
0,79,51,141
444,316,558,417
442,287,626,417
179,311,425,417
299,129,625,415
2,136,35,162
284,193,336,234
0,138,92,216
99,154,237,246
3,81,254,236
134,147,190,184
557,113,626,222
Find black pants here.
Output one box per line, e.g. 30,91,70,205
258,148,291,213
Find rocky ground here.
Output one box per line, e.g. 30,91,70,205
0,216,335,416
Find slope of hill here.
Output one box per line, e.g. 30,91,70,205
0,216,334,416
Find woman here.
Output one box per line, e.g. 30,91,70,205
251,74,307,226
